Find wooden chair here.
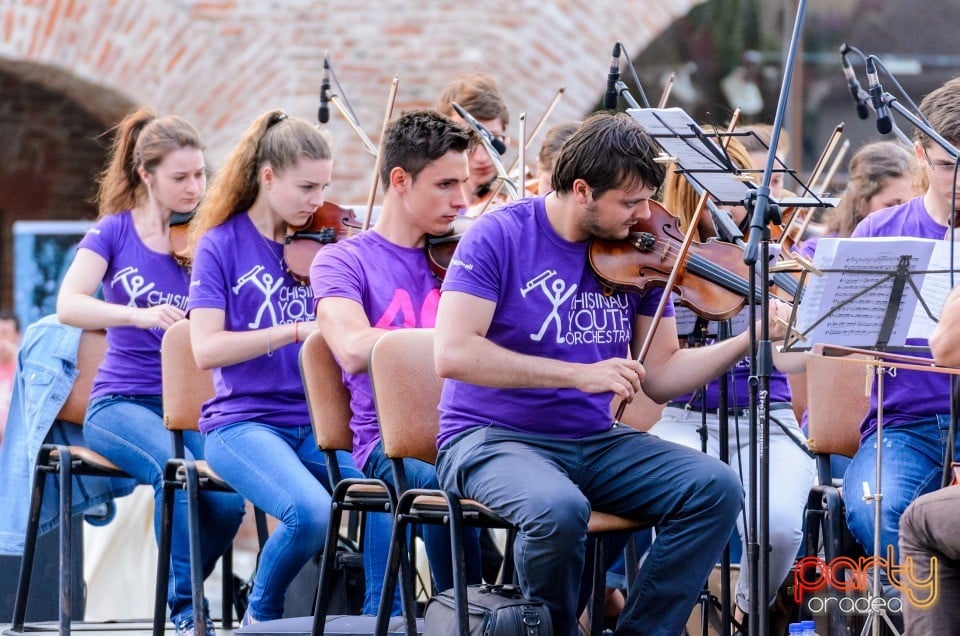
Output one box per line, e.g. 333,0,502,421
369,328,645,636
298,329,407,635
152,320,267,636
10,329,132,636
800,353,870,633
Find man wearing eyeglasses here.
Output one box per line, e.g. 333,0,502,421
841,77,960,586
437,72,511,217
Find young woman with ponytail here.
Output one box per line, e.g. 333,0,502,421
186,109,377,625
57,106,245,636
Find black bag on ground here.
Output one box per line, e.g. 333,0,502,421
423,584,552,635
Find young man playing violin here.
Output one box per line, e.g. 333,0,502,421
310,109,483,613
433,112,794,636
436,72,511,216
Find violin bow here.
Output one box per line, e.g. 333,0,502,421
778,123,844,248
657,72,676,109
795,139,849,241
362,76,399,232
614,109,742,422
505,86,566,179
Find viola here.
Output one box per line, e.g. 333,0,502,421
283,201,362,283
588,200,794,322
425,216,474,281
169,211,193,267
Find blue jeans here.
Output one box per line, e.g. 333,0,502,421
204,422,361,621
437,424,743,636
363,442,482,613
83,395,245,625
844,414,959,561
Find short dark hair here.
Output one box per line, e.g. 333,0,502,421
916,77,960,148
379,110,472,187
552,112,664,198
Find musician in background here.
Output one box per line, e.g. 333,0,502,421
57,107,244,636
187,110,374,625
436,72,510,216
311,110,482,612
795,140,918,260
533,121,580,196
841,77,960,573
433,112,792,635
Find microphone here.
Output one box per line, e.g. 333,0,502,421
451,102,507,155
866,56,892,134
318,57,331,124
839,45,869,120
604,42,622,110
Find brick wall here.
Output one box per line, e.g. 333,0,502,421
0,0,703,206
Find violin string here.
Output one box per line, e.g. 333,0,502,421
643,236,760,299
640,234,799,300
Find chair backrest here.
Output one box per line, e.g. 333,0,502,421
299,329,354,451
58,330,108,425
805,354,870,459
369,328,441,465
161,320,214,432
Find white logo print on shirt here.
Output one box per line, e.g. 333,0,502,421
232,265,283,328
112,266,156,307
522,269,578,343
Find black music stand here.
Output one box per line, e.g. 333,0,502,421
627,105,836,631
783,237,959,636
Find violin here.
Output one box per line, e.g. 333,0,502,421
169,211,193,267
283,201,362,283
425,216,474,281
588,200,793,321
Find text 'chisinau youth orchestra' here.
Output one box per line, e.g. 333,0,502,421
4,18,960,636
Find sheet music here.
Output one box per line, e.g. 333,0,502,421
627,108,752,205
794,237,957,349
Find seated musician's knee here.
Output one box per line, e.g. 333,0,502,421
523,490,590,542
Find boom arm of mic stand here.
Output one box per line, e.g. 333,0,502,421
614,80,642,110
884,92,960,160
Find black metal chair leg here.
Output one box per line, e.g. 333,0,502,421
184,462,205,633
312,500,344,636
11,448,52,631
58,447,74,636
154,463,177,636
590,536,607,636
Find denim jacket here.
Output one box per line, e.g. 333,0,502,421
0,315,135,555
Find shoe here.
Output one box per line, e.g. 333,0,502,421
240,610,259,629
174,616,216,636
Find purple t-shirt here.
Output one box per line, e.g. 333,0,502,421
672,306,792,409
437,197,671,447
78,211,190,399
188,212,314,433
851,196,950,439
310,231,440,469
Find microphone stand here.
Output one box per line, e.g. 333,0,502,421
741,2,808,633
